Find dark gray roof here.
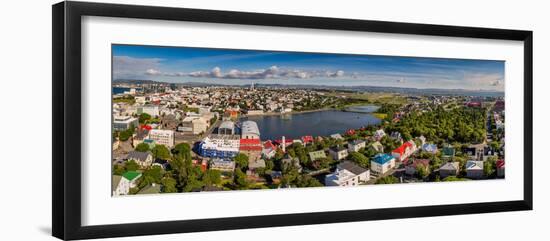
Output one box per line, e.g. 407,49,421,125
126,151,151,162
338,161,368,175
330,146,347,152
349,140,366,145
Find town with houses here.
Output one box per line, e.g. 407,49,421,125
112,81,506,195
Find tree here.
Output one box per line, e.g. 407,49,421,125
234,169,249,189
265,159,274,172
135,143,150,152
348,152,370,168
489,140,500,151
274,149,285,160
375,175,399,184
295,175,323,187
113,164,125,175
139,113,151,124
233,153,249,171
118,130,132,141
255,167,266,176
161,177,178,193
416,164,429,179
484,157,497,177
172,143,191,162
152,145,171,160
203,169,222,186
311,157,330,170
182,166,204,192
125,160,139,171
141,166,163,186
442,176,470,182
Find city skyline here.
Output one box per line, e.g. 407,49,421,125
113,44,505,91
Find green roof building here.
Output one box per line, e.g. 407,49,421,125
122,171,142,182
442,146,456,157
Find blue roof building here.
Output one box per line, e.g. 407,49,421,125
372,153,395,165
422,143,438,153
371,153,396,174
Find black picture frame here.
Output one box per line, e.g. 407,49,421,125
52,1,533,240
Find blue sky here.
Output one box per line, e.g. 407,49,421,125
113,44,505,91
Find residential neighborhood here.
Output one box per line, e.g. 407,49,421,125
111,82,506,195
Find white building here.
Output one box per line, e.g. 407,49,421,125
135,96,146,105
126,151,153,167
241,120,260,139
199,134,241,158
113,115,139,131
466,160,484,179
329,146,348,160
112,175,130,196
370,154,396,175
209,158,236,172
374,129,386,140
180,116,208,135
325,161,370,186
348,140,366,152
148,129,175,148
112,171,141,196
138,105,160,117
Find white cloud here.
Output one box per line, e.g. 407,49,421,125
145,69,161,75
211,67,222,78
183,66,345,80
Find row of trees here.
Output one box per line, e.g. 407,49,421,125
386,106,487,145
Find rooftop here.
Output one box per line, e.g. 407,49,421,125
440,161,459,170
241,120,260,136
338,161,368,175
372,153,395,165
330,146,347,152
126,151,151,162
122,171,141,181
219,120,235,130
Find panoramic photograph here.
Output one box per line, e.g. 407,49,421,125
111,44,506,196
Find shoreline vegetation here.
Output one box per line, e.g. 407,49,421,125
243,104,382,118
243,96,384,118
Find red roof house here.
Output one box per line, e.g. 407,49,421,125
140,124,152,131
391,141,417,162
496,159,505,169
239,139,263,152
263,140,276,150
301,136,314,144
275,139,294,147
496,159,505,177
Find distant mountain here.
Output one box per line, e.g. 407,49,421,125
112,79,503,97
254,84,504,97
113,79,168,85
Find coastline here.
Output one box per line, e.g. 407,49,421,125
243,104,380,118
244,107,335,117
